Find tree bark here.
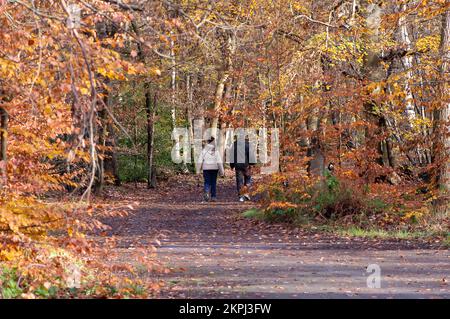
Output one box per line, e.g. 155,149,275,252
131,20,157,188
146,84,156,189
94,21,121,192
94,99,106,194
170,35,177,128
211,73,230,139
211,30,235,139
434,2,450,195
362,2,389,174
104,119,121,186
0,106,8,186
102,90,121,187
186,73,195,164
397,3,416,124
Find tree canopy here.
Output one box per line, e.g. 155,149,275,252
0,0,448,298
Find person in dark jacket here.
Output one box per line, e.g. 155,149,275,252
229,137,255,202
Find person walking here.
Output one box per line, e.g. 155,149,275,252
229,137,254,202
196,137,224,202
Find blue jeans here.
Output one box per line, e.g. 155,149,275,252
203,170,218,198
236,167,252,195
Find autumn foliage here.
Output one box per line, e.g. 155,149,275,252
0,0,449,298
0,0,153,298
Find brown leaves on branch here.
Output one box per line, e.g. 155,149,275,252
0,0,157,298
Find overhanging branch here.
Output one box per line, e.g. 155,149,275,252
101,0,143,11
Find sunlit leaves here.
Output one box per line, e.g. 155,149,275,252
416,35,441,53
0,0,155,298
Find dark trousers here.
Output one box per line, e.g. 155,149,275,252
203,170,218,198
236,168,252,195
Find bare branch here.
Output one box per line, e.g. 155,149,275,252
101,0,143,11
293,14,344,29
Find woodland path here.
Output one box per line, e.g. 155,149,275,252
101,176,449,299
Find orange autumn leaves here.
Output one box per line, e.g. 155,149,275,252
0,1,152,298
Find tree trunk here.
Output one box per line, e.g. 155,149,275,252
170,35,177,128
104,119,121,186
146,84,156,189
94,22,121,193
0,107,8,186
211,73,230,139
397,3,416,124
434,2,450,196
94,100,106,194
103,91,121,186
186,73,195,165
211,30,235,139
362,2,390,179
131,20,157,188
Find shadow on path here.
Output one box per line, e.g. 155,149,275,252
101,177,450,299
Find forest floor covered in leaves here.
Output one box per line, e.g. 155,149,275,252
98,176,449,299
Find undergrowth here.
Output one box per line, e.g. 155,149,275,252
251,172,448,240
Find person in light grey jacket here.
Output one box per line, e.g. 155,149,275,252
196,137,224,202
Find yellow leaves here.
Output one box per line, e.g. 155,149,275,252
11,142,36,155
0,196,65,237
150,67,161,76
290,1,308,14
366,81,384,95
267,201,298,210
79,86,90,95
305,33,366,65
95,66,109,79
416,35,440,53
97,66,125,81
401,207,428,222
97,59,144,81
43,103,54,116
0,247,22,261
0,57,17,79
412,117,432,129
417,1,448,19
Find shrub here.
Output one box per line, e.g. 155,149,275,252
118,154,148,183
0,267,23,299
264,207,298,223
261,172,404,228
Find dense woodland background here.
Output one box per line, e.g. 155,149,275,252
0,0,449,298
